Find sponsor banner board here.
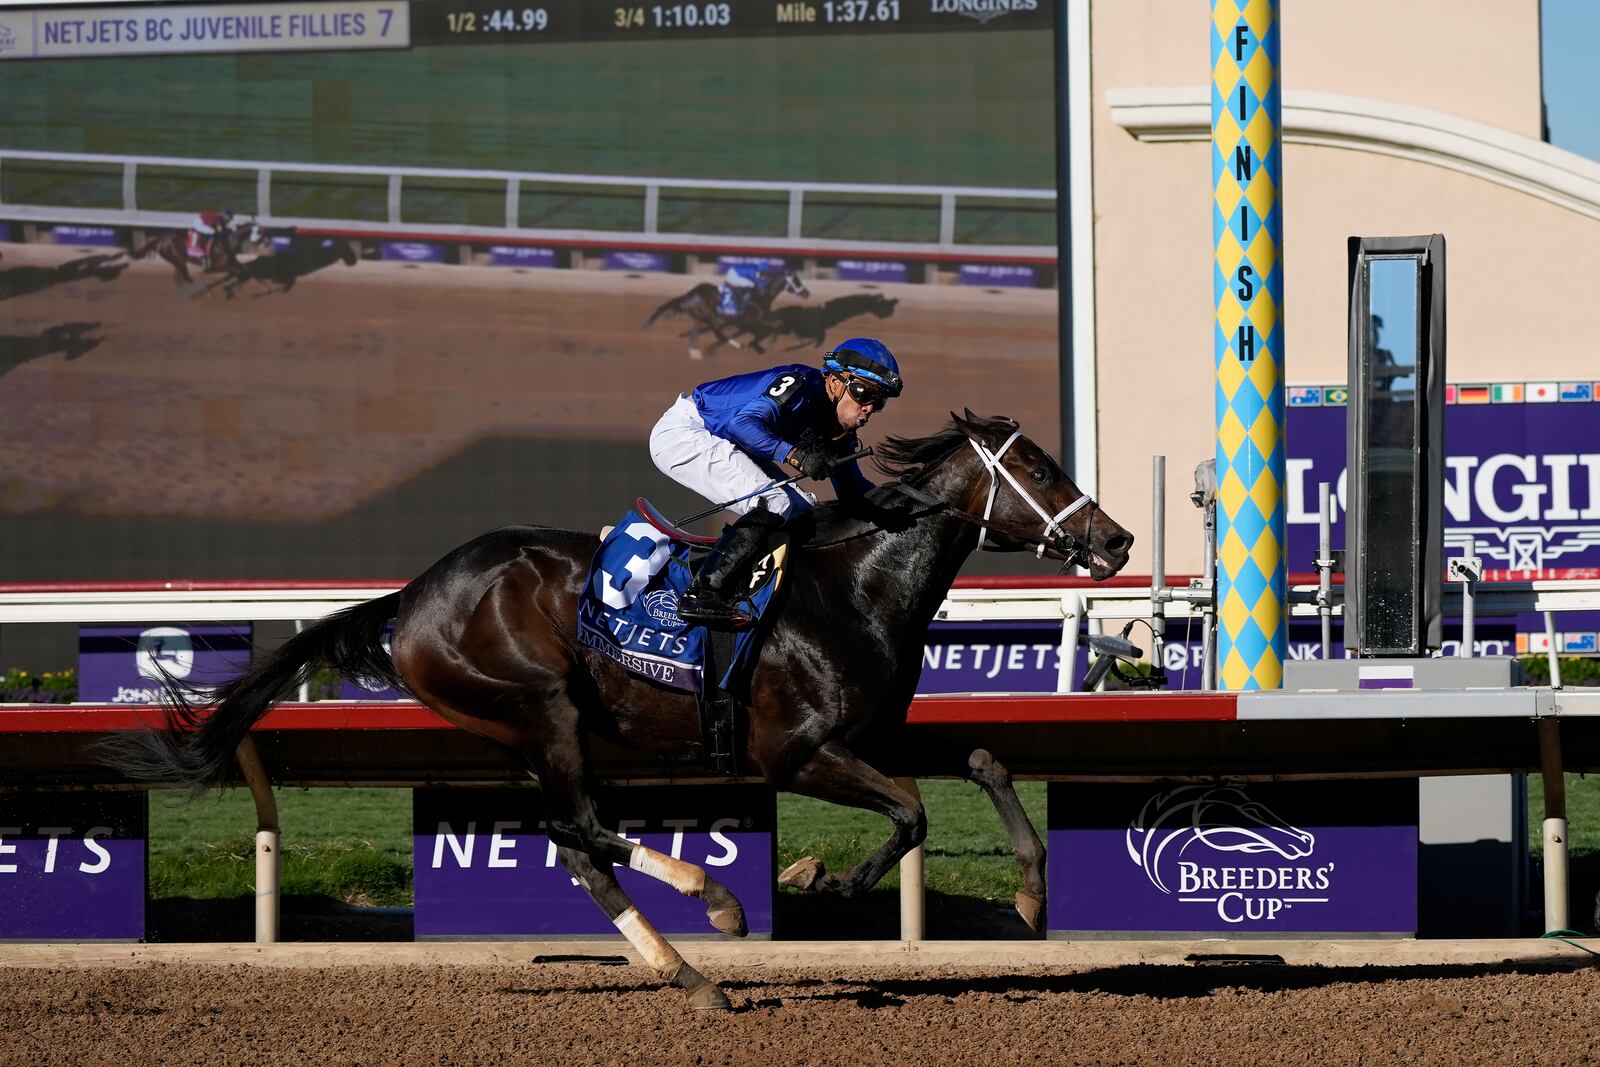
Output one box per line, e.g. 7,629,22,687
602,250,670,272
51,224,119,247
414,785,775,938
1287,401,1600,579
336,625,404,700
490,245,559,268
1048,780,1418,935
378,241,444,263
78,624,252,704
0,792,146,940
717,255,786,272
958,263,1036,288
918,621,1077,694
0,222,12,242
0,2,410,61
835,259,909,283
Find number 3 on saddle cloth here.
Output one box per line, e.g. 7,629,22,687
577,497,787,774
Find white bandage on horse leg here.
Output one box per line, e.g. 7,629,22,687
629,845,708,897
613,905,685,978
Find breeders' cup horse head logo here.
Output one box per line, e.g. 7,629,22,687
641,589,685,629
1125,785,1316,894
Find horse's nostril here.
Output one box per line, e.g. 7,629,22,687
1103,533,1133,555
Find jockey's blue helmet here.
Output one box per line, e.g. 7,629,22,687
823,338,903,397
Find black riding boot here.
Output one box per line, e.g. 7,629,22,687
677,508,785,629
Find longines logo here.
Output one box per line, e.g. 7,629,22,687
1125,785,1334,923
930,0,1038,24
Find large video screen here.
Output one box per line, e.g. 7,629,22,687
0,0,1059,580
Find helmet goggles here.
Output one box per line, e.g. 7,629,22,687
844,377,892,409
823,344,903,398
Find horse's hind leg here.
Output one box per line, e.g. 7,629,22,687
965,748,1046,933
776,740,925,899
554,845,730,1011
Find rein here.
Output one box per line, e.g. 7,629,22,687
889,431,1099,571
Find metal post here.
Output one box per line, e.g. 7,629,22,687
505,178,520,230
235,736,280,944
1537,718,1569,933
1318,482,1332,658
1057,592,1083,692
895,777,924,941
1201,500,1217,691
122,162,138,212
1460,574,1475,659
1545,611,1564,689
643,185,660,235
787,189,804,240
1151,456,1167,675
386,174,402,224
256,169,272,219
1211,0,1288,690
294,619,311,703
938,194,956,247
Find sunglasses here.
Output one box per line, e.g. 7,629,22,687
845,378,890,408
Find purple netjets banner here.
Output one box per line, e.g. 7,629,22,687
378,241,445,263
918,621,1077,694
603,250,670,272
1286,395,1600,579
490,245,558,268
958,263,1035,288
78,624,252,703
836,259,909,283
51,224,120,247
413,785,775,939
0,792,146,940
1048,780,1418,936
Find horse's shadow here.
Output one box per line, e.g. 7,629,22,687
218,235,359,298
0,253,128,303
767,292,899,349
0,321,104,376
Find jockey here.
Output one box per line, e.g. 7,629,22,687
716,265,759,318
649,337,904,628
190,208,235,262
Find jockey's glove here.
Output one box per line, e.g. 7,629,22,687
788,433,834,481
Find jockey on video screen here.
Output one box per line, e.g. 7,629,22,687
190,208,235,263
648,337,904,628
716,263,761,318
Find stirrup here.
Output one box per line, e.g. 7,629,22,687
677,591,755,631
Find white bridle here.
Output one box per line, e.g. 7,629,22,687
968,431,1093,558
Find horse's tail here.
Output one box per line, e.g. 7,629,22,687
100,592,405,798
642,295,686,328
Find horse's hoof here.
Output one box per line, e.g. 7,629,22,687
1015,890,1045,935
687,984,732,1011
778,856,825,891
706,903,747,937
688,348,703,360
728,339,743,349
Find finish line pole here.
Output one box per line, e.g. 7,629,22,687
1211,0,1287,690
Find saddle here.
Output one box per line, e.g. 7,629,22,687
587,498,789,775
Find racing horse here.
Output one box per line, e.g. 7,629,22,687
642,263,809,358
110,411,1133,1010
131,220,268,295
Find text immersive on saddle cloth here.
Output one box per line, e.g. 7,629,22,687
577,510,775,692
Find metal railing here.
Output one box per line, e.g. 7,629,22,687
0,148,1057,259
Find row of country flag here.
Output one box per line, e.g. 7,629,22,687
1287,382,1597,407
1519,630,1600,656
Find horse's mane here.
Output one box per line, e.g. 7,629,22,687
869,421,970,484
804,421,971,547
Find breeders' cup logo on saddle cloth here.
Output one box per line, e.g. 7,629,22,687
641,588,685,630
1125,786,1332,924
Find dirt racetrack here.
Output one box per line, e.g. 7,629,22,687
3,941,1598,1065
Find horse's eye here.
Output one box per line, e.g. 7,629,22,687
1031,467,1049,484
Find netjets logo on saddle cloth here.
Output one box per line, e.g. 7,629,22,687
930,0,1038,24
1125,785,1333,924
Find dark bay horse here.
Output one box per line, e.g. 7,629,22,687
131,221,268,295
643,265,809,358
112,411,1133,1009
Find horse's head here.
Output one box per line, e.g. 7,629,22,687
760,264,809,300
949,410,1133,579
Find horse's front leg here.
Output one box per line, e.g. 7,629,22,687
776,740,925,898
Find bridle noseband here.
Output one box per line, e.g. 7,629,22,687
895,431,1100,571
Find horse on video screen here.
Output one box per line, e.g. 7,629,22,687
643,264,809,358
108,411,1133,1010
131,220,269,295
214,229,359,299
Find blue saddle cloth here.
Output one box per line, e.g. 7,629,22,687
577,509,777,693
716,285,747,318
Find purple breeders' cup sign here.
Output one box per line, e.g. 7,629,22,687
379,241,444,263
78,624,252,704
0,792,146,940
1049,780,1418,936
603,250,670,272
490,245,558,268
836,259,909,283
51,224,120,247
414,785,775,938
338,624,403,700
958,263,1036,288
717,254,785,272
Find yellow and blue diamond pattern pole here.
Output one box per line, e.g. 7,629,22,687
1212,0,1286,689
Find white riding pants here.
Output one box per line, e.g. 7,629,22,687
649,394,815,519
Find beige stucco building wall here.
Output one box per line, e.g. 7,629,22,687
1086,0,1595,577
